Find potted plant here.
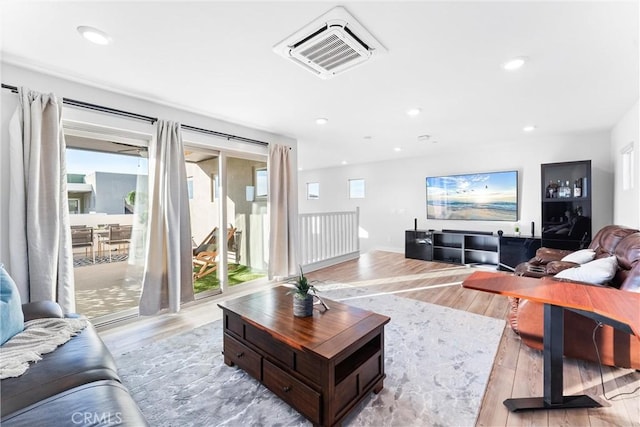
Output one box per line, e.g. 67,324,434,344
287,266,321,317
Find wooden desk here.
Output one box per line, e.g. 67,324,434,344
218,286,390,426
462,271,640,412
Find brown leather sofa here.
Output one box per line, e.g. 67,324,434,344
1,301,148,426
509,225,640,369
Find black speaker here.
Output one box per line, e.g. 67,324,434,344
497,230,504,236
414,218,417,231
531,221,535,237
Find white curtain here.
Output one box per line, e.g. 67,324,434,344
268,144,297,279
7,87,75,313
139,120,194,315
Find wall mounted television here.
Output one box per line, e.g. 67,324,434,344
426,170,518,221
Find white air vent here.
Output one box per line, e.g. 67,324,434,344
273,6,387,79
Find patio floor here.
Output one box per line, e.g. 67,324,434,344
74,259,142,319
73,257,266,320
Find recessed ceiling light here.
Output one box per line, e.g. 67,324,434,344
77,26,111,45
406,108,422,117
394,147,402,152
341,160,348,165
502,57,527,71
523,125,537,132
315,118,329,125
363,136,373,140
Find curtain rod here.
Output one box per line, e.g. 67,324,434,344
2,83,156,123
181,124,269,146
2,83,270,147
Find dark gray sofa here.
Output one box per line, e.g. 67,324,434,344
1,301,147,426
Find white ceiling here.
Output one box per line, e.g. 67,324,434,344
1,1,638,170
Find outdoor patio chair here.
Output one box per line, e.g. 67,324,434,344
228,230,241,263
71,227,95,264
193,227,219,256
192,226,236,280
101,225,133,262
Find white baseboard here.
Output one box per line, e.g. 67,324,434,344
301,251,360,273
369,246,404,254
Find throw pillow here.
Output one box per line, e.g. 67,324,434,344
1,265,25,345
561,249,596,265
554,255,618,285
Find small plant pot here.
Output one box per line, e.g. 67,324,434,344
293,294,314,317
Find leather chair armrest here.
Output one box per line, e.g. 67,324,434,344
533,247,575,264
22,301,64,321
545,260,579,275
515,262,548,278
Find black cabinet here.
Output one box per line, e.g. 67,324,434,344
406,230,541,269
405,230,433,261
498,236,541,271
406,230,499,267
541,161,592,250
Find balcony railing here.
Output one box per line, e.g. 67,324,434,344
299,207,360,271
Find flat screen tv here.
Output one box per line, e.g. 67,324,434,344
426,170,518,221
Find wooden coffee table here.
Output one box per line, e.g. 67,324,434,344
218,286,390,426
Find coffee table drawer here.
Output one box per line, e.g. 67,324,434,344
245,323,294,368
263,359,321,424
224,311,243,338
224,335,262,381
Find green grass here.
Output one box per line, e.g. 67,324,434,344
193,264,265,294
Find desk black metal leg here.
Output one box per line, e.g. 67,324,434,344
544,303,564,404
504,304,601,412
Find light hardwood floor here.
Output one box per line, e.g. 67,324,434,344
99,251,640,426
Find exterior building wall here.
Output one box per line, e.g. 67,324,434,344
92,172,139,215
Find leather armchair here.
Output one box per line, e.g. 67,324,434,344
509,226,640,369
515,225,639,278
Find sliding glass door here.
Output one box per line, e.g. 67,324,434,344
185,148,223,296
225,156,268,284
66,137,149,323
66,130,268,321
186,147,267,296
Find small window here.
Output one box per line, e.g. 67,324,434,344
622,142,635,191
211,173,219,202
68,199,80,214
255,168,268,198
307,182,320,200
187,177,194,200
349,179,365,199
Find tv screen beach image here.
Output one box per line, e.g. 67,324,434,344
427,171,518,221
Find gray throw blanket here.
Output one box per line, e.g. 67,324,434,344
0,317,88,379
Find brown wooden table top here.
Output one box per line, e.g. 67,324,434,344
218,286,390,360
462,271,640,338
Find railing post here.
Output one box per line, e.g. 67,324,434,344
355,206,360,253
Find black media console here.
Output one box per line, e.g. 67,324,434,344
405,229,541,270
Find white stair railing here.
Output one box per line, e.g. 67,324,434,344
299,207,360,272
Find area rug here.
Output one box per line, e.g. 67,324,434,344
114,287,505,426
73,253,128,267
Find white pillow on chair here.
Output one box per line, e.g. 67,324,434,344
560,249,596,265
554,255,617,285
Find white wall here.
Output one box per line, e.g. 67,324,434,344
0,62,297,265
611,100,640,229
299,132,614,254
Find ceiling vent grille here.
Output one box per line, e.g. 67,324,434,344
273,6,386,79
